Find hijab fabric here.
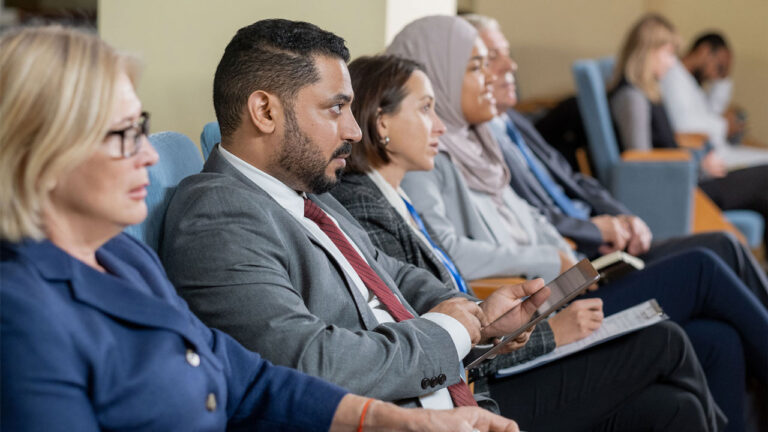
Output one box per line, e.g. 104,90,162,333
387,16,529,244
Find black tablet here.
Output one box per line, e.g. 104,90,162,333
466,259,600,370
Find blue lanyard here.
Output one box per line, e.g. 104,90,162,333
402,198,468,293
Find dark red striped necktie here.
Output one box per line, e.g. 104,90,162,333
303,198,476,407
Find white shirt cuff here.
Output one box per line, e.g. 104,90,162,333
422,312,472,360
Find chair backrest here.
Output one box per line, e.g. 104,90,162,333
124,131,203,252
200,121,221,160
572,58,621,184
596,56,616,86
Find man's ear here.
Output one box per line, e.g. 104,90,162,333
247,90,279,134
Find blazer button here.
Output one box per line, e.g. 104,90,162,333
438,374,447,385
186,349,201,367
429,377,438,387
421,378,430,389
206,393,217,412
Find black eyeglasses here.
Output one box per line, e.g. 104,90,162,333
105,111,150,158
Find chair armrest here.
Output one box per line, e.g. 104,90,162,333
621,149,691,162
692,188,747,245
469,277,527,300
675,133,708,150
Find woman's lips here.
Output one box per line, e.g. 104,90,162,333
128,184,148,200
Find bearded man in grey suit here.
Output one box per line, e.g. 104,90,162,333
161,19,546,411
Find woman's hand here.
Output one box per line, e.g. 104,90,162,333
548,298,604,347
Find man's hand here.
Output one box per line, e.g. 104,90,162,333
419,406,520,432
428,298,488,345
701,151,727,178
332,395,520,432
547,298,603,347
618,215,652,255
591,215,631,254
479,279,550,340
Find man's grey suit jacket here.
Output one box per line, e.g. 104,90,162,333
160,147,470,405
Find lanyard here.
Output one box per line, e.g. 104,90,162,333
402,198,468,293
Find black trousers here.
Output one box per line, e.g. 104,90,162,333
700,164,768,246
488,321,725,432
643,231,768,308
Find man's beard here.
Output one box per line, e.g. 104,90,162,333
276,106,352,194
692,67,705,85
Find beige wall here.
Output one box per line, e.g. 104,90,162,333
472,0,645,100
471,0,768,140
99,0,454,145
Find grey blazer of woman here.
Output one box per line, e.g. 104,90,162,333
401,152,570,283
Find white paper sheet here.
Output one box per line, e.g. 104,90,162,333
496,299,668,376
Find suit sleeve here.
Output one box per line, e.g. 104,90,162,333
194,319,347,431
0,268,101,432
162,181,463,401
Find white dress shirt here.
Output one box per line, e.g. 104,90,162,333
219,146,469,409
661,59,768,169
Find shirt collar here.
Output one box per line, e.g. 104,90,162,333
217,145,306,219
366,170,413,220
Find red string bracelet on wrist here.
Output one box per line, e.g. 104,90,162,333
357,398,375,432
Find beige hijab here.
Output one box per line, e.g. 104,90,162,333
386,15,511,202
387,16,529,243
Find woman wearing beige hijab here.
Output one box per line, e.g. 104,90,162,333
390,17,575,285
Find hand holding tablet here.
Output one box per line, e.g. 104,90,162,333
467,259,600,369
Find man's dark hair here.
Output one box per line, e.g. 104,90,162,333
213,19,350,139
689,32,728,53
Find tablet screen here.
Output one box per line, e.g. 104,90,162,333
465,259,600,370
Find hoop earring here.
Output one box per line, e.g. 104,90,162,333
380,136,390,146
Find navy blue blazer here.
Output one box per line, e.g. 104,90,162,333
0,233,347,431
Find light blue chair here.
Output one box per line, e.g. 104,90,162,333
200,121,221,160
581,57,763,247
572,59,696,240
124,132,203,252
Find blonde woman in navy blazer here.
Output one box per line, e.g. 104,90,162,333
0,25,518,432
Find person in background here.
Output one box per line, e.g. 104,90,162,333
610,14,768,250
463,13,768,308
0,24,519,432
661,32,768,169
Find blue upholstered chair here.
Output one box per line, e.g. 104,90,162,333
200,121,221,160
124,132,203,252
572,58,696,240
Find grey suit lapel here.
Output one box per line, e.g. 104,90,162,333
205,147,382,329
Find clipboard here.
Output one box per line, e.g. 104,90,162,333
466,259,600,370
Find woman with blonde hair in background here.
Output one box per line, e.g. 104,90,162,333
610,13,768,250
0,24,521,432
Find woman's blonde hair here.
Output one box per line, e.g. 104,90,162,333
612,14,679,102
0,25,139,241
